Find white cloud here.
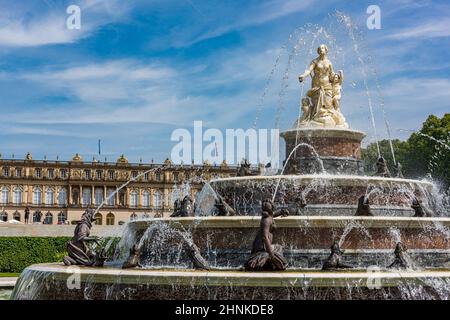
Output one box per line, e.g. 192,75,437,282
172,0,316,47
0,0,131,47
387,18,450,40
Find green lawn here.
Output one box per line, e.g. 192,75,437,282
0,273,20,277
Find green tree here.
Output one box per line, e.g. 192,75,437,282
362,114,450,189
361,139,409,175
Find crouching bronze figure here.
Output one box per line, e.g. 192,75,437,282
63,208,106,267
244,199,288,271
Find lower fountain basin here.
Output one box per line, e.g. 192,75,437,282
11,263,450,300
119,216,450,269
206,175,434,216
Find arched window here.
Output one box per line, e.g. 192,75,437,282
142,190,150,208
33,187,42,205
94,212,103,225
130,190,138,208
1,186,9,204
106,212,115,225
44,212,53,224
82,188,91,206
33,211,42,223
13,211,20,222
13,187,22,205
0,211,7,222
130,212,138,221
106,188,115,206
153,191,162,209
95,188,104,206
45,188,54,206
57,212,66,224
58,188,67,206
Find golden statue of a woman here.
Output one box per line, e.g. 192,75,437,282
297,44,348,128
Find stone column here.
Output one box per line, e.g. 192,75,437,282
79,185,83,206
103,185,107,204
138,188,142,208
126,187,130,207
68,185,72,205
150,188,154,209
91,185,95,205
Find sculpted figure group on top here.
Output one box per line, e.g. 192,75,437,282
297,44,349,128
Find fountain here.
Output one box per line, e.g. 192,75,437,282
10,40,450,300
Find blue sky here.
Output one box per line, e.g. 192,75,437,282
0,0,449,163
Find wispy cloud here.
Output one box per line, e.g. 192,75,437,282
0,0,130,47
387,17,450,40
171,0,316,47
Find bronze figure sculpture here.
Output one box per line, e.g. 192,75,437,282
171,195,194,217
388,242,418,270
355,195,373,216
214,195,236,216
237,159,254,177
322,241,352,270
63,208,106,267
375,156,391,177
122,244,142,269
411,198,433,217
244,199,288,271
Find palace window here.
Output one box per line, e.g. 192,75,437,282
45,188,54,206
108,170,115,180
13,211,20,222
106,188,115,206
47,169,54,179
2,167,10,177
13,187,22,205
106,212,115,225
173,172,179,183
15,168,22,177
35,168,41,178
132,171,138,179
155,171,161,181
130,190,138,208
95,188,104,206
82,188,91,206
1,186,8,204
84,170,91,180
33,211,42,223
142,190,150,208
33,187,42,205
153,191,163,209
94,212,103,225
96,170,103,180
58,188,67,206
57,212,66,224
60,169,67,179
144,172,149,181
0,211,7,222
44,212,53,224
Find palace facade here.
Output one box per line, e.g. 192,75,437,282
0,153,237,225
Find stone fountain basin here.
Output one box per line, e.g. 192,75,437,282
11,263,450,300
127,216,450,269
208,174,434,216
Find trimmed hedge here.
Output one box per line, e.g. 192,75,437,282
0,237,70,273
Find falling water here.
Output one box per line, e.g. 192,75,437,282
272,142,325,202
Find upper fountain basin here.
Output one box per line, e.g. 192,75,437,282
205,174,434,216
